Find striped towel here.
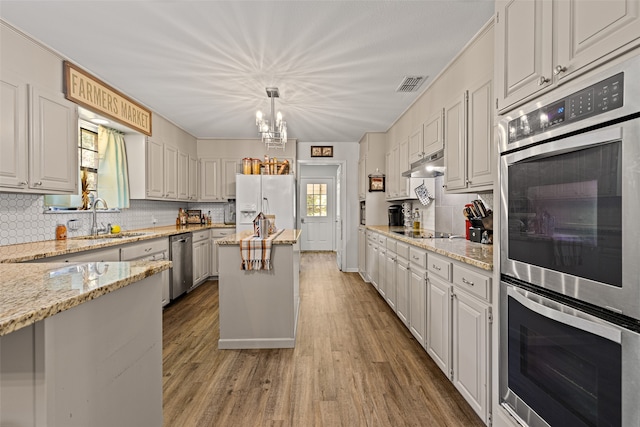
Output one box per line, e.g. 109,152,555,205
240,231,281,270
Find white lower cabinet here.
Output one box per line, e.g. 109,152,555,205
120,238,170,307
395,242,410,327
385,238,397,311
361,229,492,423
425,252,491,424
408,246,427,347
377,237,387,299
427,274,452,374
210,228,233,277
358,226,367,280
452,288,489,421
366,232,379,289
192,229,210,288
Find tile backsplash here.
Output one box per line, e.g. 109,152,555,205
0,193,227,246
433,176,494,236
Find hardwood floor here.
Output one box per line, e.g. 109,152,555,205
162,252,484,426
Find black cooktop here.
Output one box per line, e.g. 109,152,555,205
392,230,453,239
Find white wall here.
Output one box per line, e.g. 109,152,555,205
297,141,359,272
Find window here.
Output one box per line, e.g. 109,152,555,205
306,183,327,216
79,127,99,203
44,124,99,209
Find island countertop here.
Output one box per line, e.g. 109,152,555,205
217,229,302,245
0,260,171,336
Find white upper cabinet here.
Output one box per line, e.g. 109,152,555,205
444,80,494,193
0,74,28,190
443,92,467,192
188,155,198,200
495,0,553,112
145,137,165,199
0,78,77,194
556,0,640,81
200,158,221,201
163,144,178,199
422,110,444,159
221,159,241,200
467,80,494,190
496,0,640,113
409,110,444,165
177,150,189,201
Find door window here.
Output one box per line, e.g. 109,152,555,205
306,183,327,217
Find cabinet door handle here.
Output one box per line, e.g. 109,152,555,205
33,181,42,186
18,181,28,186
462,277,475,286
432,264,441,271
538,76,550,85
554,65,567,75
465,179,471,184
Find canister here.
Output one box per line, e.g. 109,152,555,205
242,158,252,174
55,224,67,240
252,158,261,174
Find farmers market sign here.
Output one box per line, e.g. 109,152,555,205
64,61,152,135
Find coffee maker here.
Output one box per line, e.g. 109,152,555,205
388,205,402,226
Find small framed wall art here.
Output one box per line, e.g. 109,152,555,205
311,145,333,157
368,175,385,192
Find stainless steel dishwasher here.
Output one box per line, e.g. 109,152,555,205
170,233,193,300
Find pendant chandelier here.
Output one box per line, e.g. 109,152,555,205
256,87,287,150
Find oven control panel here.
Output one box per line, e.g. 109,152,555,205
507,73,624,143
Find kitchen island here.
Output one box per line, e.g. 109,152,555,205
0,260,170,427
216,229,301,349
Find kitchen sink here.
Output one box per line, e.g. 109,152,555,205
72,231,153,240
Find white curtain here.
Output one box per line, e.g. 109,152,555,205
98,126,130,209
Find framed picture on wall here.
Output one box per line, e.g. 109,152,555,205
368,176,385,192
311,145,333,157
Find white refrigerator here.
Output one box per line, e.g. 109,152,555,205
235,174,296,233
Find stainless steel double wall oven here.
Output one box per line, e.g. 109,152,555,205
498,56,640,427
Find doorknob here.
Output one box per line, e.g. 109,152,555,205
301,218,305,223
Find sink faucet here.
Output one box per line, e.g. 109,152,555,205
91,198,109,236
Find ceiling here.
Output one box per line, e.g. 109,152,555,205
0,1,495,143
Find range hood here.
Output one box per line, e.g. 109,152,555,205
402,150,445,178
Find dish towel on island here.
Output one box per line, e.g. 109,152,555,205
240,230,282,270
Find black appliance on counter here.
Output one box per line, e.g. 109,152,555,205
388,205,402,226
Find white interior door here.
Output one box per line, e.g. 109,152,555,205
300,177,335,251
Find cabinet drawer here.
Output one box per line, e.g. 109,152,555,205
120,238,169,261
453,264,490,302
211,228,233,239
409,247,427,269
396,241,410,260
192,230,210,242
386,238,397,253
428,254,452,282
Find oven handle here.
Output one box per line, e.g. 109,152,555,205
506,126,622,165
507,286,622,344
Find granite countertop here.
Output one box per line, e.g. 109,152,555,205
365,226,493,271
0,260,171,336
0,223,235,263
217,229,302,245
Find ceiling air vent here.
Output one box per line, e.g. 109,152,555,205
396,76,427,93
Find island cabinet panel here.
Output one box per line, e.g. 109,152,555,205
218,237,300,349
0,273,163,427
